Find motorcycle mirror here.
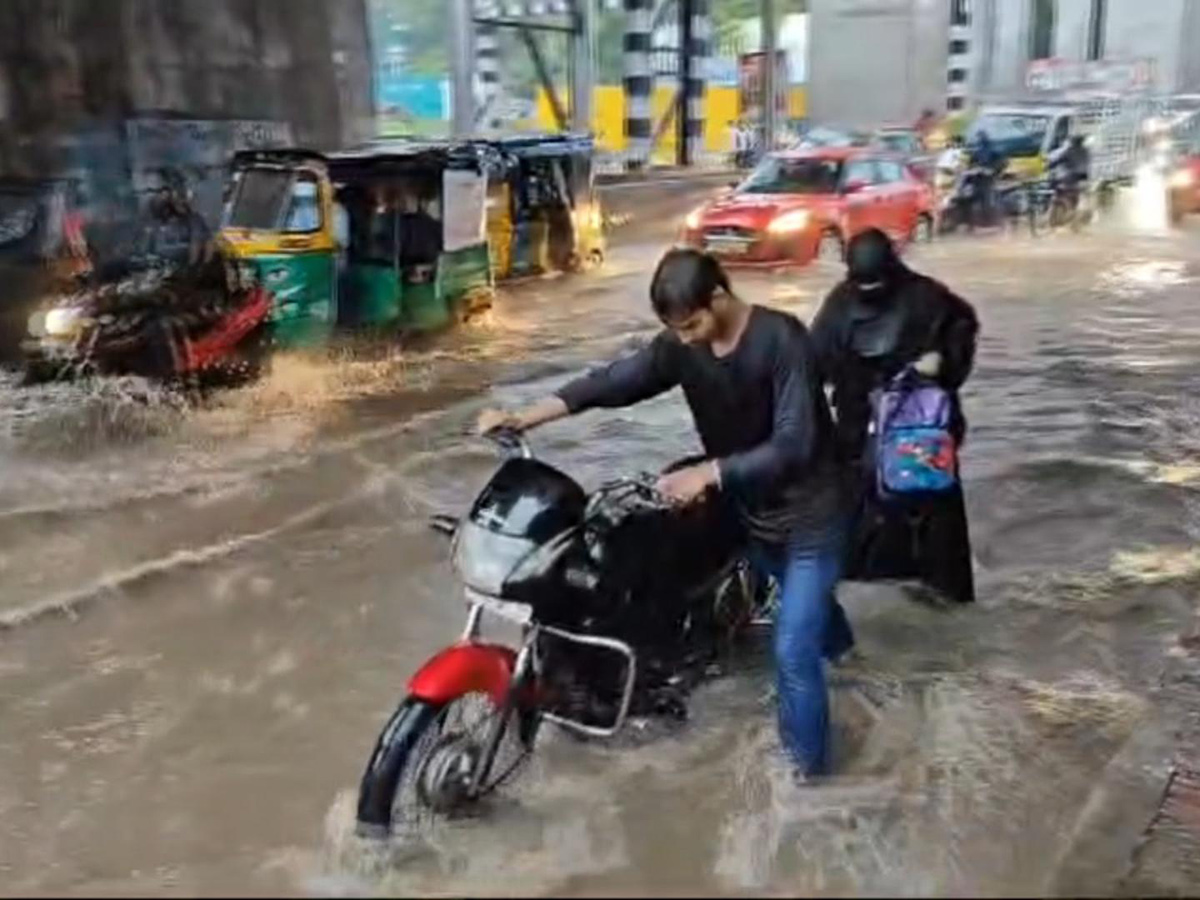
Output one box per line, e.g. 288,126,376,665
484,426,532,459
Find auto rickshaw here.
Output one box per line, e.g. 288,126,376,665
219,141,499,349
484,134,606,280
965,104,1079,181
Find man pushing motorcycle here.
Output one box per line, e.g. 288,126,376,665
478,247,853,779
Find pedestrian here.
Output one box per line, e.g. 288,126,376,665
811,228,979,605
914,108,939,148
478,247,853,779
733,119,751,169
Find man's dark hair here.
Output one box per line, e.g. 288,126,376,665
650,247,732,320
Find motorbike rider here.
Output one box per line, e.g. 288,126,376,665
1047,134,1091,212
478,247,853,779
967,130,1004,228
810,229,979,605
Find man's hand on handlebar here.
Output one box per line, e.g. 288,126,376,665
476,408,524,436
475,396,570,437
656,461,720,507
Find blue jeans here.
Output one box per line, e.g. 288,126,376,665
751,536,854,776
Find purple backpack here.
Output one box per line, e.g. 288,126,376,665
870,370,959,498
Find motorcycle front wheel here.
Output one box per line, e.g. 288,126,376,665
356,691,535,839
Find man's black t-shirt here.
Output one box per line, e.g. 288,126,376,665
556,305,847,549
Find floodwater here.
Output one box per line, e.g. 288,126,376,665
2,198,1200,896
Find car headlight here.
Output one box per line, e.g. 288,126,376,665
767,209,811,234
43,307,83,337
684,207,705,230
1170,169,1195,189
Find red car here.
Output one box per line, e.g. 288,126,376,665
1169,150,1200,224
682,148,935,266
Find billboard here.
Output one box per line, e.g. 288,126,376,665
1026,59,1158,95
738,50,789,124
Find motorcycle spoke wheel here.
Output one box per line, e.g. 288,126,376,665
388,692,529,838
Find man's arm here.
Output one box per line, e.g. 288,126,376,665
717,322,820,494
477,335,679,435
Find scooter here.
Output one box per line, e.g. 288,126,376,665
355,429,760,838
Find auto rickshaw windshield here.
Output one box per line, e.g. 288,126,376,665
223,168,322,233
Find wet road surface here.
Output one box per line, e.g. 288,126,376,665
3,205,1200,896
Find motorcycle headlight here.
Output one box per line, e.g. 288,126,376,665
684,206,705,230
1170,169,1195,189
43,307,83,337
767,209,811,234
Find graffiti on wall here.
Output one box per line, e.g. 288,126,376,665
125,118,294,224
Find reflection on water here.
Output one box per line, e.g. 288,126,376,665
2,228,1200,895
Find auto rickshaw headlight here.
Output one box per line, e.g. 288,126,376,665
684,207,705,230
767,209,811,234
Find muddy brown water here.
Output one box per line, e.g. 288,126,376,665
2,210,1200,895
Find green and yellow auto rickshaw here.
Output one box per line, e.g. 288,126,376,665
220,141,498,348
219,135,605,350
485,134,606,280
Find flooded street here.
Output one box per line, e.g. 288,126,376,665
3,205,1200,896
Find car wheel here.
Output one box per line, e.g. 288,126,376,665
817,230,844,262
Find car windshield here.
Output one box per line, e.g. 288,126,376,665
739,157,843,195
876,133,917,153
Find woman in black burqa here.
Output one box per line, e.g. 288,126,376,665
810,228,979,604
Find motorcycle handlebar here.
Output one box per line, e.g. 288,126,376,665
592,473,671,510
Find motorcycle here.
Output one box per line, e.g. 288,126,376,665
355,429,761,838
1025,173,1091,235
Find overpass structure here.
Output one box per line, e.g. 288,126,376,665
450,0,779,170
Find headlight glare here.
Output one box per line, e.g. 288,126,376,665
767,209,812,234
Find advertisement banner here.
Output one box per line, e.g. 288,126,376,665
1025,59,1158,95
738,50,788,123
442,169,487,252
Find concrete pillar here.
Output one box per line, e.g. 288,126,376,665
762,0,777,155
451,0,475,136
623,0,654,170
572,0,596,134
475,0,502,133
685,0,711,166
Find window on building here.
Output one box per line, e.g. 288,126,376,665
950,39,970,55
947,96,965,111
948,68,968,83
951,0,971,27
1029,0,1057,60
1087,0,1106,61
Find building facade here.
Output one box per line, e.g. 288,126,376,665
810,0,1200,128
962,0,1200,105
